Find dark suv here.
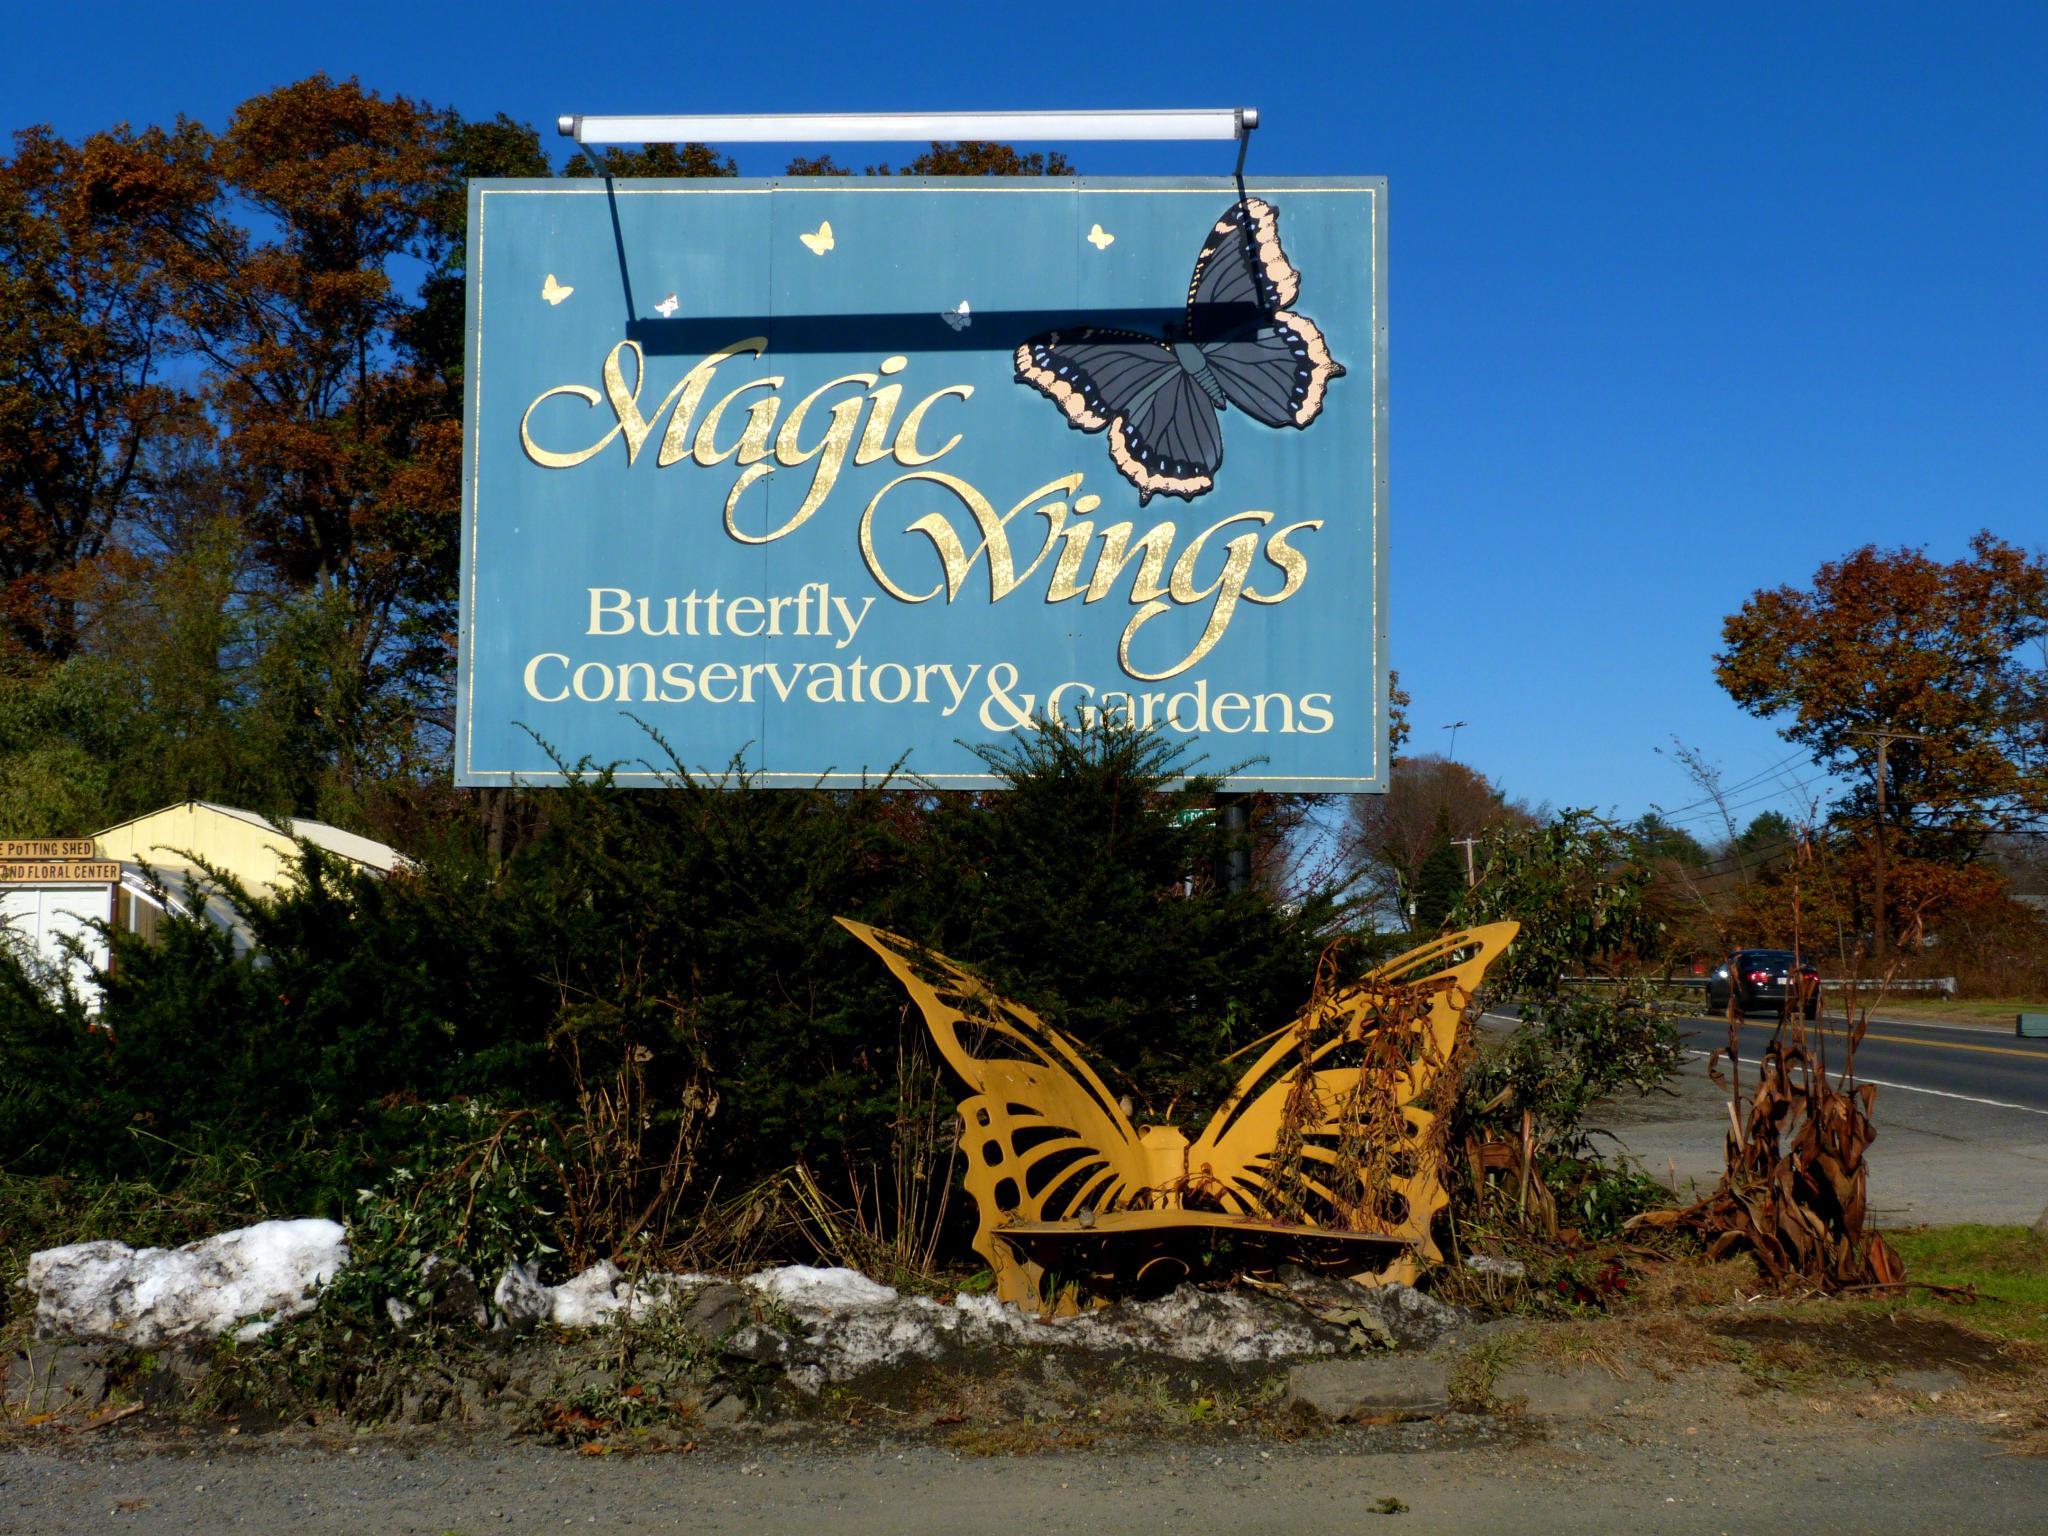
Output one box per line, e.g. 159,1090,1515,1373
1705,949,1820,1019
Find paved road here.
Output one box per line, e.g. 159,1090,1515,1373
1557,1009,2048,1226
11,1423,2048,1536
1683,1010,2048,1115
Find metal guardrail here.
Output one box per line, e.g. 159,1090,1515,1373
1560,975,1958,997
1832,978,1958,996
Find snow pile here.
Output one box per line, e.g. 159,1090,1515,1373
745,1264,898,1312
492,1258,554,1330
518,1260,1352,1382
1058,1284,1339,1363
25,1217,1462,1388
531,1262,714,1329
717,1265,1366,1384
26,1219,347,1346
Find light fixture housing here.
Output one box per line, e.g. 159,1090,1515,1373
554,108,1256,145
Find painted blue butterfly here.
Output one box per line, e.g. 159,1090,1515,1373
1014,198,1346,504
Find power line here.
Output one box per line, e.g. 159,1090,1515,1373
1654,774,1826,832
1651,748,1810,821
1654,816,2048,881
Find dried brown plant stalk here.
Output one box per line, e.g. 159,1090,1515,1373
1262,940,1463,1236
1635,838,1903,1289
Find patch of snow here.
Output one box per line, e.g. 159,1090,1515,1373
1463,1253,1528,1279
1066,1286,1333,1364
744,1265,898,1311
492,1260,552,1332
25,1219,347,1346
23,1215,1452,1393
543,1263,714,1328
705,1277,1346,1383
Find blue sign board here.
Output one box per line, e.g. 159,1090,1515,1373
457,177,1386,790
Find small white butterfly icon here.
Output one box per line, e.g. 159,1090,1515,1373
941,300,971,332
799,220,834,255
654,293,679,319
540,273,574,305
1086,224,1115,250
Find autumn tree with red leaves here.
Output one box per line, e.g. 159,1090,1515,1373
1716,532,2048,846
0,123,210,658
1716,533,2048,961
1,77,473,825
0,83,1115,840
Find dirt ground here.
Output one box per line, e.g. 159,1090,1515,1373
9,1294,2048,1536
8,1391,2047,1536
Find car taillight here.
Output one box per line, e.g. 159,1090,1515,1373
1747,970,1770,984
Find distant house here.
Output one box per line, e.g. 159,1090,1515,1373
0,801,407,1002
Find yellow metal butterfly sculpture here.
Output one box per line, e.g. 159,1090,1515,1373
838,918,1518,1311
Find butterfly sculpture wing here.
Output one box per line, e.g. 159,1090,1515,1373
1184,923,1519,1276
1187,198,1346,429
1014,329,1223,502
836,920,1160,1294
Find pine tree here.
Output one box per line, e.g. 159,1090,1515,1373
1411,808,1468,931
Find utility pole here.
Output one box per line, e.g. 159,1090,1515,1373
1452,836,1480,888
1215,792,1252,894
1851,727,1931,962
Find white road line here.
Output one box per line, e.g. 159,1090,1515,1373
1853,1076,2048,1116
1679,1048,2048,1117
1489,1014,2048,1116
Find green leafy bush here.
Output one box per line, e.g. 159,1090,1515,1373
0,719,1334,1276
1461,989,1685,1157
1449,811,1684,1157
320,1102,564,1326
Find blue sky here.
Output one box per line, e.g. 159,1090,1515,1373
7,2,2042,838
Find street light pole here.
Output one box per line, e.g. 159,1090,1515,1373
1442,720,1468,762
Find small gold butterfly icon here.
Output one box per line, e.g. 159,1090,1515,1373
799,220,834,255
540,273,573,306
1086,223,1115,250
654,293,679,319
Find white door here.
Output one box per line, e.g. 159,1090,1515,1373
0,884,113,1006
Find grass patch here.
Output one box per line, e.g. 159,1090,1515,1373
1881,1225,2048,1345
1834,997,2048,1027
1447,1328,1529,1410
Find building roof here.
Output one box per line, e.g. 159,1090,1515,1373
87,801,409,954
92,800,408,891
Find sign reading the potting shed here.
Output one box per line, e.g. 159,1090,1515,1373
456,178,1386,790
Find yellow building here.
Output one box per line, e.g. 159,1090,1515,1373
1,803,407,998
94,800,405,890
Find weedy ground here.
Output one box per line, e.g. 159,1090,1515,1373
7,1226,2047,1458
1434,1226,2048,1452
